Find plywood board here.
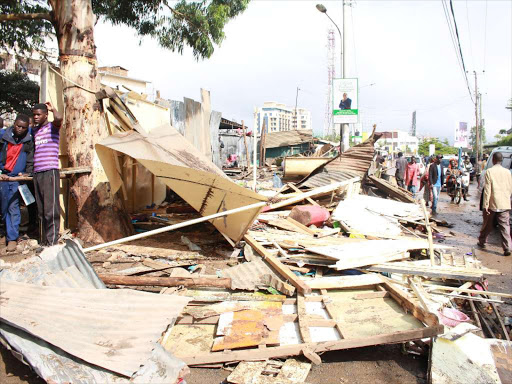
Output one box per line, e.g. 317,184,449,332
325,289,424,339
96,126,267,241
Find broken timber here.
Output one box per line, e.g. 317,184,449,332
244,234,312,294
98,274,231,288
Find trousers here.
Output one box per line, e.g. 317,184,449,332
0,181,21,242
33,169,60,246
432,186,441,213
479,210,512,251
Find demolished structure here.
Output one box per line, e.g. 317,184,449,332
0,87,511,384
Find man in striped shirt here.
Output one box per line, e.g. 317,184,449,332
32,102,63,246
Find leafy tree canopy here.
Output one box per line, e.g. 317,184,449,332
418,138,457,156
0,70,40,117
0,0,250,59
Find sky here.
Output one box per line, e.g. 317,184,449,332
94,0,511,144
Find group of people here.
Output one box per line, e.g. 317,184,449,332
394,150,512,257
0,103,62,252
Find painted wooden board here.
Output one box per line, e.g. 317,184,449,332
212,302,284,351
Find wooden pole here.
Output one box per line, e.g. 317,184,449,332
253,125,257,192
242,120,249,169
268,177,359,210
83,200,268,253
99,274,231,288
420,199,435,266
261,120,267,167
131,161,137,213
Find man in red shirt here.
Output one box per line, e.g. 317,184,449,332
0,114,34,252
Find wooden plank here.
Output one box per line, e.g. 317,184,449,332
178,325,443,365
382,279,439,327
420,199,435,266
302,274,383,290
368,264,497,281
354,291,389,300
244,235,312,294
268,177,360,210
297,295,312,343
424,285,512,299
321,291,345,339
287,183,319,206
286,217,317,235
98,274,231,288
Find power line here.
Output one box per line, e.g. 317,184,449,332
448,0,473,101
441,1,465,81
441,0,474,103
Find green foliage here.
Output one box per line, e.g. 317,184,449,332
495,134,512,147
418,138,457,156
0,1,54,55
1,1,250,60
0,71,39,117
469,125,486,154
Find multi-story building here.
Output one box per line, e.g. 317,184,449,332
253,102,312,135
375,130,419,155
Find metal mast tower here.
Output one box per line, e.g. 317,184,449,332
410,111,416,136
323,28,336,137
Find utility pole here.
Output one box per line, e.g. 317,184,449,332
341,0,349,154
479,92,483,153
473,71,479,161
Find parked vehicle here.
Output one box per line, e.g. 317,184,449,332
405,155,425,176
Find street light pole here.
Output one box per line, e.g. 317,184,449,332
317,2,348,153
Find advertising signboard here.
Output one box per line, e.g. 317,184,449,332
454,122,469,148
333,78,358,124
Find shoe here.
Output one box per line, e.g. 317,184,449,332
477,242,486,249
425,202,429,207
504,250,511,256
6,241,17,252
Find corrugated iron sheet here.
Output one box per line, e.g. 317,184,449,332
222,258,295,295
299,132,380,189
0,280,190,377
263,130,313,149
0,241,189,383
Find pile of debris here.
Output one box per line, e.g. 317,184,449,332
1,91,510,384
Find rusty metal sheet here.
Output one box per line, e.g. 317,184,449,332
263,130,313,149
0,239,188,384
96,125,267,242
212,302,283,351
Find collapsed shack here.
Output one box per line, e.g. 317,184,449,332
1,89,511,384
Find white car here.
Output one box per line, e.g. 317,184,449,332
405,156,425,176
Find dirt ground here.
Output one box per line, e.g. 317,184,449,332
0,182,510,384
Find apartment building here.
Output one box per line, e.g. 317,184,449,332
253,102,312,135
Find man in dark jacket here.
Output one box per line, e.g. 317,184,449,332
395,152,408,188
0,114,34,251
428,155,444,215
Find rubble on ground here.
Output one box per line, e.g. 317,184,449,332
1,93,510,384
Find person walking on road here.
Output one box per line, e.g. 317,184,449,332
395,152,408,189
405,156,419,198
421,156,434,206
478,152,512,256
429,155,444,215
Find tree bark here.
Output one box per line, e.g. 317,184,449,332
52,0,132,243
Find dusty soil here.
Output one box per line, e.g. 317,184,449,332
0,182,510,384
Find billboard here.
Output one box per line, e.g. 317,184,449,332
333,78,358,124
454,121,469,148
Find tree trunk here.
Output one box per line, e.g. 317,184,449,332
52,0,132,243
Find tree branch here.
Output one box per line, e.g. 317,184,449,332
0,13,52,22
